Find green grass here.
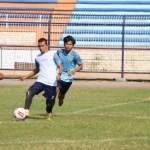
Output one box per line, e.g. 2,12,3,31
0,85,150,150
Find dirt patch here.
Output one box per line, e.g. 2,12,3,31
73,80,150,88
1,79,150,88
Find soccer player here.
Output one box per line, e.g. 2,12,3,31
56,35,83,106
19,38,62,120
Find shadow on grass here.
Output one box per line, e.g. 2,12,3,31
14,113,62,121
27,113,58,120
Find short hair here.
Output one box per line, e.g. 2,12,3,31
63,35,76,45
38,38,47,45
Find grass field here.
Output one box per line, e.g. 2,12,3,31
0,84,150,150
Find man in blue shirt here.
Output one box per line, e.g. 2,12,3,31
56,35,83,106
19,38,62,120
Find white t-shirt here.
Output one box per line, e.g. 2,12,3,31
35,51,61,86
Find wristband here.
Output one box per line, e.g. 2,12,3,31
58,73,61,75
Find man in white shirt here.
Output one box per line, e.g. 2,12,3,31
19,38,62,120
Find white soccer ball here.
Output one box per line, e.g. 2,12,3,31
14,108,26,119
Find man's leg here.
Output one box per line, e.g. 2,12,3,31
44,85,56,120
24,82,43,117
57,80,72,106
43,87,58,110
58,92,65,106
46,99,55,116
25,88,41,110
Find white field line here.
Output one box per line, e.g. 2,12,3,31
0,137,149,145
2,114,150,125
76,113,150,120
1,100,149,145
2,113,150,125
1,99,149,124
72,99,149,114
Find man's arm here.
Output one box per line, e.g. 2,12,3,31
68,52,83,76
56,63,63,81
54,52,63,81
68,64,83,76
19,67,39,81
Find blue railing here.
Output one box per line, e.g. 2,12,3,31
0,13,150,78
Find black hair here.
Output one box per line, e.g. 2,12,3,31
38,38,47,45
63,35,76,45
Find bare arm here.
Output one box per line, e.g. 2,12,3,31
56,63,63,81
68,64,83,76
19,67,39,81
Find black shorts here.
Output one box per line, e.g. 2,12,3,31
30,82,56,101
57,80,72,95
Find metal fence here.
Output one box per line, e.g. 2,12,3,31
0,13,150,78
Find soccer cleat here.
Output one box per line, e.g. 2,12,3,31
58,99,64,106
45,113,51,120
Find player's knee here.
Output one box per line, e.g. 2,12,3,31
26,91,31,99
26,89,35,99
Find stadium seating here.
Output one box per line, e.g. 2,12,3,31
1,0,150,74
0,7,54,11
58,0,150,47
73,0,150,14
0,0,58,2
0,0,150,47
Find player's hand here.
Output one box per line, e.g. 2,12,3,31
56,74,61,81
19,76,26,81
68,70,75,76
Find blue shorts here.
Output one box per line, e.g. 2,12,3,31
57,80,72,95
30,82,56,101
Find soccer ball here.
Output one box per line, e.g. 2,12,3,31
0,73,4,80
14,108,26,119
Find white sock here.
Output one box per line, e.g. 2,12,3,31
25,109,29,113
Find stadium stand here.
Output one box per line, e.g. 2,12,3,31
58,0,150,47
74,0,150,14
0,7,54,11
0,0,150,48
1,0,150,79
0,0,58,3
0,0,75,13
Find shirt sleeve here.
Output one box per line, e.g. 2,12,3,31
35,59,39,68
54,52,62,65
74,52,83,65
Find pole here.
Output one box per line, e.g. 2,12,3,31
121,15,126,78
48,14,52,51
